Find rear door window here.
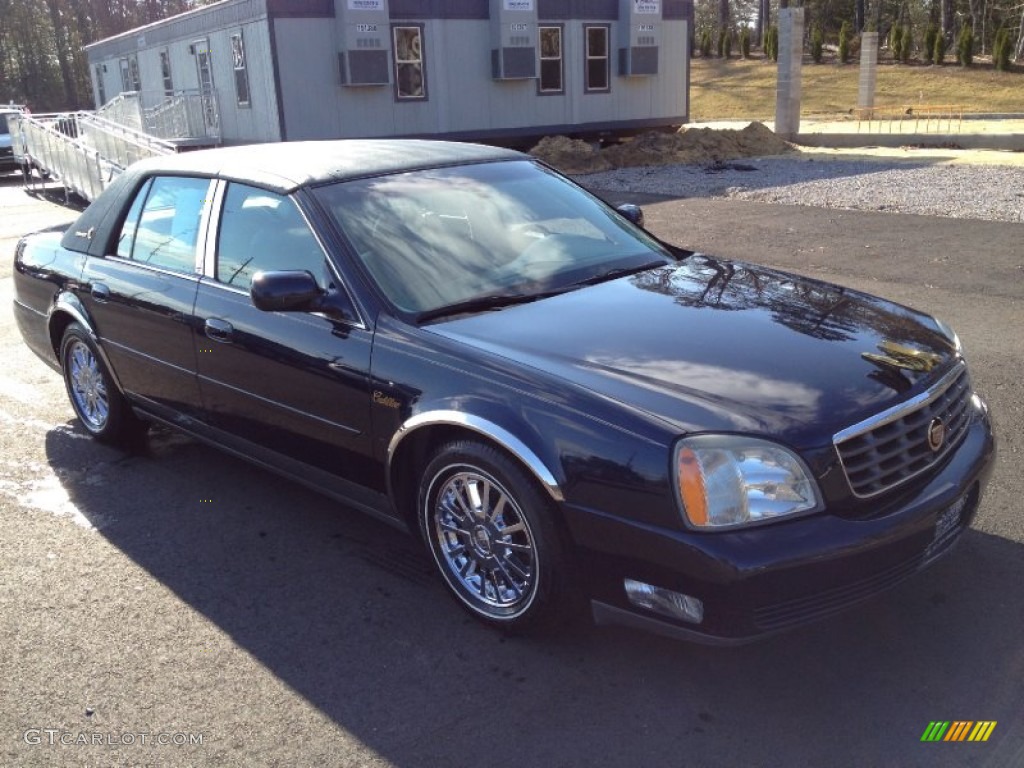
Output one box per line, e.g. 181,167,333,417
117,176,211,273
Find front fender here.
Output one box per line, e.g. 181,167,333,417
371,314,681,531
388,407,565,503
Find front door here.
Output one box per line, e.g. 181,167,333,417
191,181,379,494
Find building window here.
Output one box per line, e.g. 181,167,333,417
128,54,141,91
95,64,106,105
393,25,426,100
231,33,251,107
160,50,173,96
539,26,563,94
584,25,610,92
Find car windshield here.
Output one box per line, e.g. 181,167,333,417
0,113,10,133
314,160,671,316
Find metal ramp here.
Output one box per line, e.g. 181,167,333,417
10,89,220,203
11,111,175,202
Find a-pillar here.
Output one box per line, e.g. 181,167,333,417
774,8,804,139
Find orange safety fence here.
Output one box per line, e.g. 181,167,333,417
853,105,964,134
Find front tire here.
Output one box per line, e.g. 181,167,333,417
60,323,146,446
419,440,571,631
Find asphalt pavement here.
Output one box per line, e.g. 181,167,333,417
1,168,1022,768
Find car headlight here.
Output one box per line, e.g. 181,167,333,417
933,316,963,355
674,436,822,530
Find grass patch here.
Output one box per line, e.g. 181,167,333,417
690,55,1024,120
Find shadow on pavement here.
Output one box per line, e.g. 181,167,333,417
0,172,88,211
43,420,1024,767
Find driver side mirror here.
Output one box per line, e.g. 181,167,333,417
251,270,321,312
251,270,358,321
616,203,645,228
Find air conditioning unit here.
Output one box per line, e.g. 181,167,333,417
490,0,537,80
618,0,660,76
337,0,391,86
339,50,390,86
492,45,537,80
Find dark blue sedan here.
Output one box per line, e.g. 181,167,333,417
12,140,995,643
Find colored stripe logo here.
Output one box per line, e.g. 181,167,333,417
921,721,997,742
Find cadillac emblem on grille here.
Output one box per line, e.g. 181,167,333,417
833,363,971,498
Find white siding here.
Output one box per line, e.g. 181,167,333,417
207,22,280,142
89,18,280,144
86,6,688,144
274,17,688,140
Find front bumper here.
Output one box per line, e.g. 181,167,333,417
567,400,996,644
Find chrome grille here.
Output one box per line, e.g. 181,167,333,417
834,363,972,498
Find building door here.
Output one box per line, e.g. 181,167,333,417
193,40,218,132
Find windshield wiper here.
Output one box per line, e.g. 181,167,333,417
417,288,567,323
570,260,670,288
416,261,668,323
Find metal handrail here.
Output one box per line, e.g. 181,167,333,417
12,110,173,203
10,87,220,203
78,112,177,155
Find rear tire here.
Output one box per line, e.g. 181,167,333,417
60,323,147,447
419,439,573,632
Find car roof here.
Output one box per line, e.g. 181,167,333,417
130,139,527,194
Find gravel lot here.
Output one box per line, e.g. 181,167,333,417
581,157,1024,223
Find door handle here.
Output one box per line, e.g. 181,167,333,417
204,317,234,342
91,283,110,302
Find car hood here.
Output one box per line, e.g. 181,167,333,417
427,256,958,448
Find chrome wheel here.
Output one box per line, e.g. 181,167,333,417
429,466,538,618
67,339,109,431
60,323,146,448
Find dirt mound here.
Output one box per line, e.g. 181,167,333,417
528,135,612,174
531,122,795,174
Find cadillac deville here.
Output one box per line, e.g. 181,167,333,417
12,141,995,643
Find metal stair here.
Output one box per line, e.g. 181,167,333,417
10,89,220,203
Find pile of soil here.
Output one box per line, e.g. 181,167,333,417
530,122,795,174
527,135,613,174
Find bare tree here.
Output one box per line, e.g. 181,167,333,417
1015,4,1024,59
941,0,955,42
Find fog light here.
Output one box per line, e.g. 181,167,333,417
624,579,704,624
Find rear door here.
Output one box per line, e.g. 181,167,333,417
79,174,210,419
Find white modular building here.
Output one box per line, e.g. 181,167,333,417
85,0,692,145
